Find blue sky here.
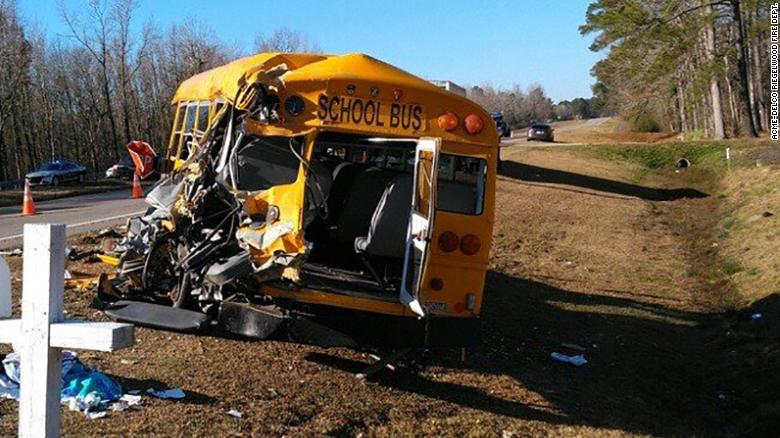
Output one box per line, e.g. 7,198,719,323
17,0,603,102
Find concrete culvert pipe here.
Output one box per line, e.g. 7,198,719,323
676,158,690,168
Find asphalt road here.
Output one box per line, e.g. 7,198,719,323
0,189,147,250
501,117,612,147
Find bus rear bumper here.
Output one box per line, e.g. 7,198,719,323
218,301,481,348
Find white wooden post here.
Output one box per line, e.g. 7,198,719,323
20,224,65,438
0,256,9,319
0,224,135,438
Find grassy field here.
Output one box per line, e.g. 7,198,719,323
1,138,778,436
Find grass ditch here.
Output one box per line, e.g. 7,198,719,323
594,140,780,435
594,140,778,310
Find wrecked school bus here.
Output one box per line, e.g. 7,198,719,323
100,53,498,347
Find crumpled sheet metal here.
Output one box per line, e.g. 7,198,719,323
146,175,186,217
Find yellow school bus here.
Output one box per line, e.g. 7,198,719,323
113,53,497,347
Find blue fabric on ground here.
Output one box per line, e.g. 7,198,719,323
0,351,122,405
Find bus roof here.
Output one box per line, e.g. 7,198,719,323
172,52,497,147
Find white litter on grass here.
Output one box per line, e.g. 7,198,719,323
147,387,185,399
85,411,107,420
64,392,102,412
112,393,144,411
550,352,588,367
226,409,243,418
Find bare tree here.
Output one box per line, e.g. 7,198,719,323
0,0,32,180
254,27,321,53
60,0,122,162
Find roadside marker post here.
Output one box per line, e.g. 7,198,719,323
726,147,731,171
0,224,135,438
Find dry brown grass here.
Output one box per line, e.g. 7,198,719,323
552,118,677,145
1,144,777,436
716,160,780,304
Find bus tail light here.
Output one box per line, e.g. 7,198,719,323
437,231,459,252
454,302,466,313
437,112,459,131
460,234,481,255
464,114,484,134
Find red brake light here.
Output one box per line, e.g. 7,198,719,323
460,234,481,255
437,231,459,252
437,111,459,131
464,114,484,134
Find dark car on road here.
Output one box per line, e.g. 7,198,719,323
491,111,511,138
26,160,87,186
105,155,136,180
527,123,554,142
106,154,161,180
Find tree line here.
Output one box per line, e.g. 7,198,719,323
581,0,770,136
467,84,609,129
0,0,318,183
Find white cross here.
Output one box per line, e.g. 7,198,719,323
0,224,135,438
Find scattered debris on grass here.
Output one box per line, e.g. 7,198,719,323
550,352,588,367
226,408,243,418
147,387,185,400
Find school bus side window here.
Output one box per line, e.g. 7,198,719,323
196,102,210,132
437,154,486,215
168,103,187,161
178,102,198,159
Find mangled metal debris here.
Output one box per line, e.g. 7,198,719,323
97,79,310,330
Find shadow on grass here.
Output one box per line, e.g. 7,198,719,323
499,160,708,201
307,270,734,437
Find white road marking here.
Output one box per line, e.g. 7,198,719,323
0,210,146,243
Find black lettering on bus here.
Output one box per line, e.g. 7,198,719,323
340,97,351,122
364,100,376,125
351,98,364,124
390,103,401,128
401,104,412,129
412,105,423,130
328,96,339,121
376,102,385,126
317,95,328,119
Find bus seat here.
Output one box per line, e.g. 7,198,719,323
329,167,394,245
325,162,362,222
354,174,414,259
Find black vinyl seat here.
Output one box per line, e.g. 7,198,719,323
353,174,414,286
354,173,414,259
329,167,396,246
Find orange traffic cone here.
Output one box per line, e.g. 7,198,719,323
131,173,144,199
22,179,36,216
